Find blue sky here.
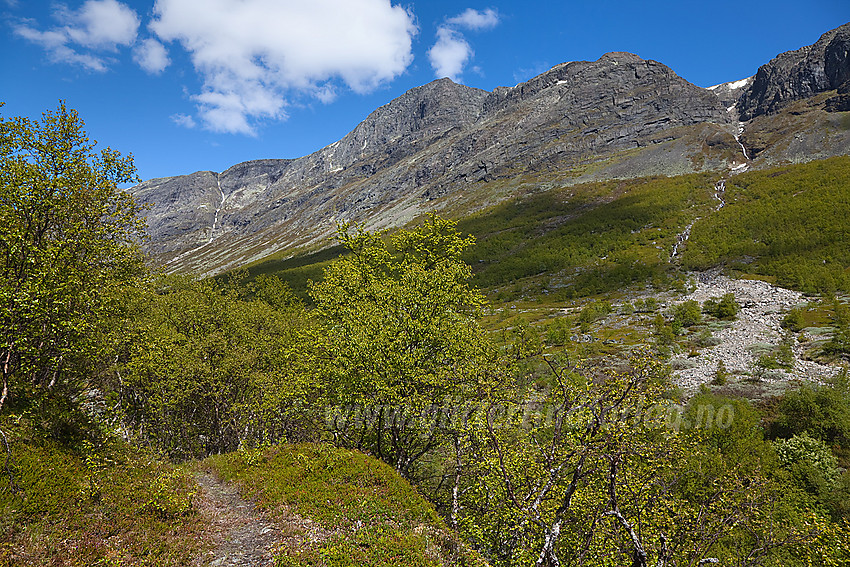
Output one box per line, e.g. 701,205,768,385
2,0,848,181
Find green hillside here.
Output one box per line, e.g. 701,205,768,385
680,156,850,293
458,173,716,298
3,104,850,567
0,431,480,566
204,444,484,566
0,431,210,566
248,157,850,302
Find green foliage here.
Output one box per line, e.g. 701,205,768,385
118,274,309,459
764,373,850,522
683,392,766,460
751,338,795,373
712,360,729,385
508,317,542,359
232,158,850,304
702,293,740,320
775,433,839,484
249,273,301,311
671,300,702,328
674,392,836,565
653,314,676,347
457,173,716,299
4,103,846,564
775,338,795,369
823,299,850,357
634,297,658,313
144,468,197,518
205,443,484,566
693,328,721,347
544,317,572,346
0,103,210,564
774,431,850,523
449,355,814,566
240,245,346,303
0,102,144,421
455,355,675,565
794,516,850,567
782,307,806,332
309,216,490,478
768,373,850,467
0,428,209,566
576,300,612,325
681,156,850,293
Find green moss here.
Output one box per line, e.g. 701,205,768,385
281,527,443,567
204,443,484,567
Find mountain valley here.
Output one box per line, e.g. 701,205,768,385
4,17,850,567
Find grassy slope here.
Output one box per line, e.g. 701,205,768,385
680,156,850,293
0,428,210,566
250,156,850,302
0,431,480,566
203,443,485,567
245,172,719,301
240,245,347,303
457,172,716,299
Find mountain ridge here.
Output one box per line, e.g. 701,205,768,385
133,23,850,276
738,22,850,120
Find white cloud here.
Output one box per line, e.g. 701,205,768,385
133,38,170,74
429,8,499,82
59,0,139,48
446,8,499,31
150,0,417,135
171,113,197,128
14,0,139,71
15,25,109,71
428,27,472,82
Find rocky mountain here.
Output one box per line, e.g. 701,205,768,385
133,23,850,276
738,23,850,120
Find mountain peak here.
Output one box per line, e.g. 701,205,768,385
132,23,850,276
738,21,850,120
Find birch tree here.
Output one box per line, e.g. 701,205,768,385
309,216,489,479
0,102,144,418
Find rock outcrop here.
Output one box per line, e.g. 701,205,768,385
737,22,850,120
706,77,753,109
670,274,840,392
825,80,850,112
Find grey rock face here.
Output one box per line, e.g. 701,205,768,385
135,80,491,262
825,80,850,112
331,78,489,169
706,77,753,109
737,22,850,120
133,25,850,275
133,170,220,255
135,50,734,274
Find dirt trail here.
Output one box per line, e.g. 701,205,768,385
193,472,281,567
